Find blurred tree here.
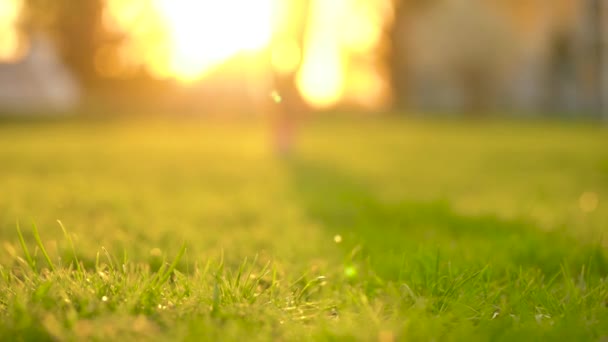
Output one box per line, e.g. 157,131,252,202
389,1,410,109
389,0,439,109
584,0,606,118
391,0,516,114
547,29,577,112
23,0,105,86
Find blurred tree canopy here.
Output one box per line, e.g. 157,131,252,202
23,0,108,86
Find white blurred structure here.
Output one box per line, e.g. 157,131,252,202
0,35,80,113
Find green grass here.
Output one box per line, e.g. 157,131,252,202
0,116,607,340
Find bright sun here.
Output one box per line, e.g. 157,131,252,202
153,0,273,82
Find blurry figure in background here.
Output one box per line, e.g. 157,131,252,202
269,1,311,155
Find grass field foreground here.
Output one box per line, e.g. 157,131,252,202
0,116,607,340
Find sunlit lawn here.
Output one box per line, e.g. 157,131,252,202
0,115,607,340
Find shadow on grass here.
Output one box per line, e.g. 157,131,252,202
286,157,607,280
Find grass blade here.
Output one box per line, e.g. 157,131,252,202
58,220,84,279
155,242,187,287
32,222,56,272
16,221,35,272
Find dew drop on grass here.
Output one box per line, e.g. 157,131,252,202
329,307,339,319
344,266,357,278
535,313,551,324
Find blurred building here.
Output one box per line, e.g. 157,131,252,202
0,35,80,113
392,0,607,117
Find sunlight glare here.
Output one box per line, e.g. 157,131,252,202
271,39,301,76
154,0,273,82
102,0,394,108
0,0,26,62
297,0,346,108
